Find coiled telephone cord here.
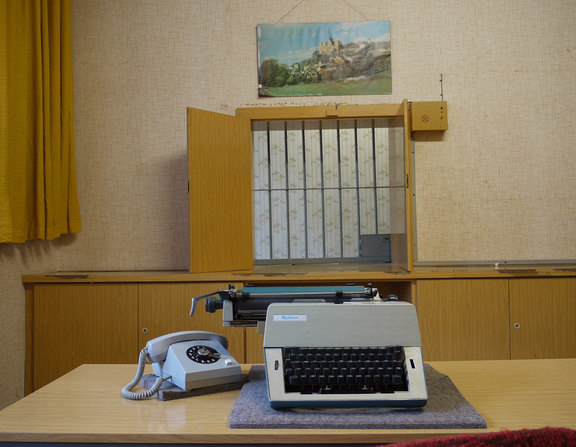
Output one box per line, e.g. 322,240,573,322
121,348,168,400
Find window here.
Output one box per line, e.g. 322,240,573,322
252,117,404,264
187,102,413,274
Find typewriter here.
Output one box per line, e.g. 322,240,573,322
191,285,427,409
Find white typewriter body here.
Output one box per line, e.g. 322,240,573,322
263,300,428,409
190,285,428,409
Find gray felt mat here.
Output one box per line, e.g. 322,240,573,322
228,365,487,429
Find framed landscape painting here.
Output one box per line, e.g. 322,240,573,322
257,21,391,97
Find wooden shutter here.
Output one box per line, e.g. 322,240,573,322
187,108,252,273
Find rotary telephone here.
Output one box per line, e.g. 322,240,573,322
122,330,241,400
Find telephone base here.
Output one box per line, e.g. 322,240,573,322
151,339,242,391
141,373,249,401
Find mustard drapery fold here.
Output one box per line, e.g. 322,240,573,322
0,0,80,243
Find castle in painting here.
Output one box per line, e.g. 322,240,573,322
318,37,342,55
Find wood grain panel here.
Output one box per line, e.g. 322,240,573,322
245,327,265,364
25,285,35,395
33,284,139,390
237,104,404,121
187,108,252,273
138,283,246,363
416,279,510,361
510,278,576,359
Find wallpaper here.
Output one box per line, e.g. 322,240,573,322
66,0,576,268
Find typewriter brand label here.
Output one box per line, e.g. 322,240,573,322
274,314,307,322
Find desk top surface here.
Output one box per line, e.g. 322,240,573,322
1,359,575,444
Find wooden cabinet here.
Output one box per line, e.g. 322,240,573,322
31,284,139,391
27,282,247,393
24,272,576,393
416,277,576,361
188,102,415,273
415,279,510,361
25,275,417,392
509,277,576,359
138,283,246,363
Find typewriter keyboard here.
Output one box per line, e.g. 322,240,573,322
282,346,408,394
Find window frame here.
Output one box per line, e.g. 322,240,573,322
187,101,413,273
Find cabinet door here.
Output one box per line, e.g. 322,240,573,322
33,284,138,390
510,278,576,359
416,279,510,361
188,108,252,273
138,283,246,363
246,328,264,364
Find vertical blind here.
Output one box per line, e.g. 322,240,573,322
253,118,402,263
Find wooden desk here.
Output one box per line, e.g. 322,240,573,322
1,360,575,444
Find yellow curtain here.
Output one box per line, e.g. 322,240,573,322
0,0,80,243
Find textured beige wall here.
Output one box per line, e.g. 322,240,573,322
64,0,575,268
411,2,576,262
1,0,575,410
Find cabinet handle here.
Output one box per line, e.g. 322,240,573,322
513,323,520,330
142,328,149,334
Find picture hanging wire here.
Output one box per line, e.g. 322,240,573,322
275,0,369,23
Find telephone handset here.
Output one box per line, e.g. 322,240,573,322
122,330,241,400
